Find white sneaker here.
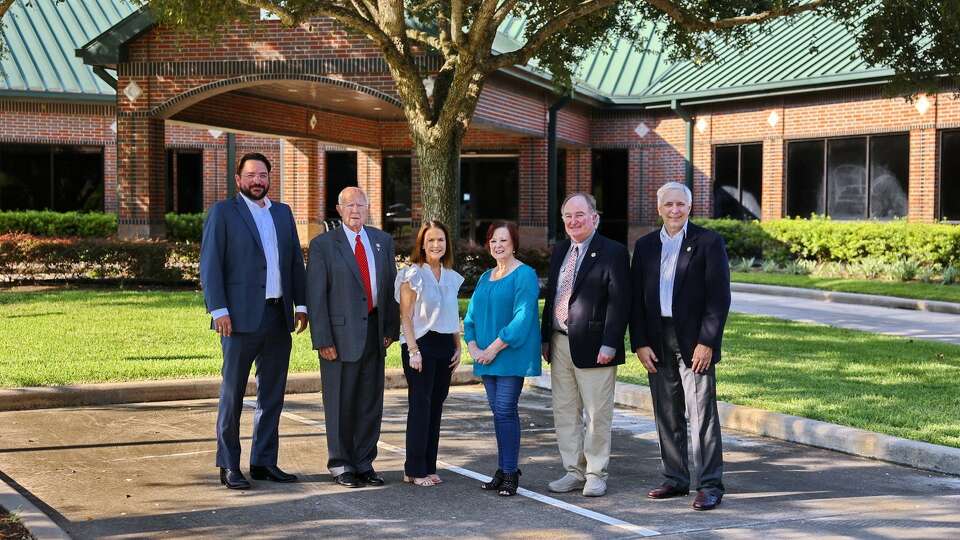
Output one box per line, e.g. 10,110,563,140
548,473,585,493
582,477,607,497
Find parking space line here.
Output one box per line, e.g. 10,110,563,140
246,399,661,537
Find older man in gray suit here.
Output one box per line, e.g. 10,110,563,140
200,152,308,490
307,186,400,488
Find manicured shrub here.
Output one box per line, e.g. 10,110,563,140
165,212,205,242
0,210,117,238
692,218,769,260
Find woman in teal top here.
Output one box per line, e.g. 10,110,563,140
464,221,541,497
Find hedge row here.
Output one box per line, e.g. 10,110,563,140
0,211,117,238
695,217,960,267
0,234,199,283
165,212,205,242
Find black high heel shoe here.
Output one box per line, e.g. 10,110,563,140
498,470,521,497
480,469,504,490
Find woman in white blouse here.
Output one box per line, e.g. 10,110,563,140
395,220,464,487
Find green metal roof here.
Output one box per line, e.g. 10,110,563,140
0,0,135,101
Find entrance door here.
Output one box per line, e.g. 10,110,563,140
325,151,358,220
591,149,628,245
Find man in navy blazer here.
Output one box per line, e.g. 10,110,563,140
630,181,731,511
541,192,630,498
200,152,308,490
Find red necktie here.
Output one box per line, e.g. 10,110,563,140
354,234,374,313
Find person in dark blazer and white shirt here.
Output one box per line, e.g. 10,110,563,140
541,193,630,498
200,152,308,490
630,181,731,511
307,186,400,488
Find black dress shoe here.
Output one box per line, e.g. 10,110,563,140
334,472,361,488
357,470,385,486
647,483,689,499
220,468,251,490
692,490,723,510
250,464,297,483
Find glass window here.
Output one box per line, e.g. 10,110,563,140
460,156,519,244
787,134,908,220
787,140,825,217
0,144,103,211
940,131,960,220
713,143,762,220
382,155,412,236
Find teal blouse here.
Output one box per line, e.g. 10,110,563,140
463,264,542,378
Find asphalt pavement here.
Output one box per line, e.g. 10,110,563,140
1,385,958,539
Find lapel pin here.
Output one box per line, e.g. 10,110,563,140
376,243,382,251
686,246,692,252
591,252,597,258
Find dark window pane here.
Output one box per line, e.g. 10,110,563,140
53,146,104,212
460,157,518,244
869,135,909,219
382,155,412,236
740,144,763,220
941,131,960,220
787,141,824,217
0,144,53,210
325,151,357,219
713,145,740,218
591,149,628,245
827,138,867,219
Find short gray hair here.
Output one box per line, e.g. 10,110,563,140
561,192,598,214
656,182,692,206
337,186,368,205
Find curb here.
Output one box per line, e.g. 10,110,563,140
731,282,960,315
0,479,70,540
529,373,960,477
0,367,479,412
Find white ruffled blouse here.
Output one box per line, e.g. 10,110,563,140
394,264,465,343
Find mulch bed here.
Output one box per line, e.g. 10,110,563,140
0,506,34,540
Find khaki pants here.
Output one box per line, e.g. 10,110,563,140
550,332,617,481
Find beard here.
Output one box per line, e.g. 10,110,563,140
240,184,269,201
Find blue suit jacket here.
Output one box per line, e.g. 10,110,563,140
199,196,307,333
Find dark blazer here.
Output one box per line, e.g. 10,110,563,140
629,222,731,367
306,225,401,362
199,196,307,333
541,233,631,368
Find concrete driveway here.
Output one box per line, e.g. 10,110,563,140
1,386,958,539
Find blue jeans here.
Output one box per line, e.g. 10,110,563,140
481,375,524,474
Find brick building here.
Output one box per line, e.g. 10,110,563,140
1,1,957,249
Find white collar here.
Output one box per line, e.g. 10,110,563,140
660,220,688,242
240,193,271,211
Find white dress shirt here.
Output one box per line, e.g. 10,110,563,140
343,225,378,307
659,221,688,317
395,264,464,343
209,194,306,320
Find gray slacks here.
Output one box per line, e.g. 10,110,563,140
320,311,385,476
648,317,724,495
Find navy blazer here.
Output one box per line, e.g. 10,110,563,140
199,195,307,333
629,222,731,367
541,233,631,368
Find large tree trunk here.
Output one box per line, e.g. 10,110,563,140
412,129,463,240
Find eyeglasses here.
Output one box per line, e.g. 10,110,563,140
340,203,369,210
242,173,269,181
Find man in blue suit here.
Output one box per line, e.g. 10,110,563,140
200,152,308,490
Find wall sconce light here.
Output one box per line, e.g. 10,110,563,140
767,110,780,127
696,118,707,134
915,94,930,115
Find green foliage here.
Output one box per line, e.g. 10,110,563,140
943,265,960,286
165,212,205,242
0,233,198,283
0,210,117,238
693,218,769,260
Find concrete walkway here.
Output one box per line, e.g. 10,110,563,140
1,386,959,539
732,291,960,345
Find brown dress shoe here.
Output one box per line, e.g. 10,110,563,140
647,483,689,499
692,490,722,510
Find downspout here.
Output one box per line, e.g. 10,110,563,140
547,94,571,242
670,99,694,190
226,133,237,198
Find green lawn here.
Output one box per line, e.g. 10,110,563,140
732,271,960,304
2,289,959,447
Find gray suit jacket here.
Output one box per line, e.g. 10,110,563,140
199,196,307,333
306,225,400,362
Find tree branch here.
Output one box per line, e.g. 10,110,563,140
646,0,833,31
493,0,520,27
407,27,445,50
450,0,463,45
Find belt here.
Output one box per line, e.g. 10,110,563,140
265,297,283,306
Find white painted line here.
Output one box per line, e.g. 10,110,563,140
246,400,661,537
107,449,215,462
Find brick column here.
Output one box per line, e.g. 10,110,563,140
282,138,322,244
357,148,383,228
103,143,118,214
762,138,785,221
692,136,712,219
116,116,166,239
519,138,548,249
908,127,937,222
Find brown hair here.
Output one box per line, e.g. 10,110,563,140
236,152,272,175
485,221,519,251
411,220,454,268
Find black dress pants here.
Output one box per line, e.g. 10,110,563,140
401,331,456,477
